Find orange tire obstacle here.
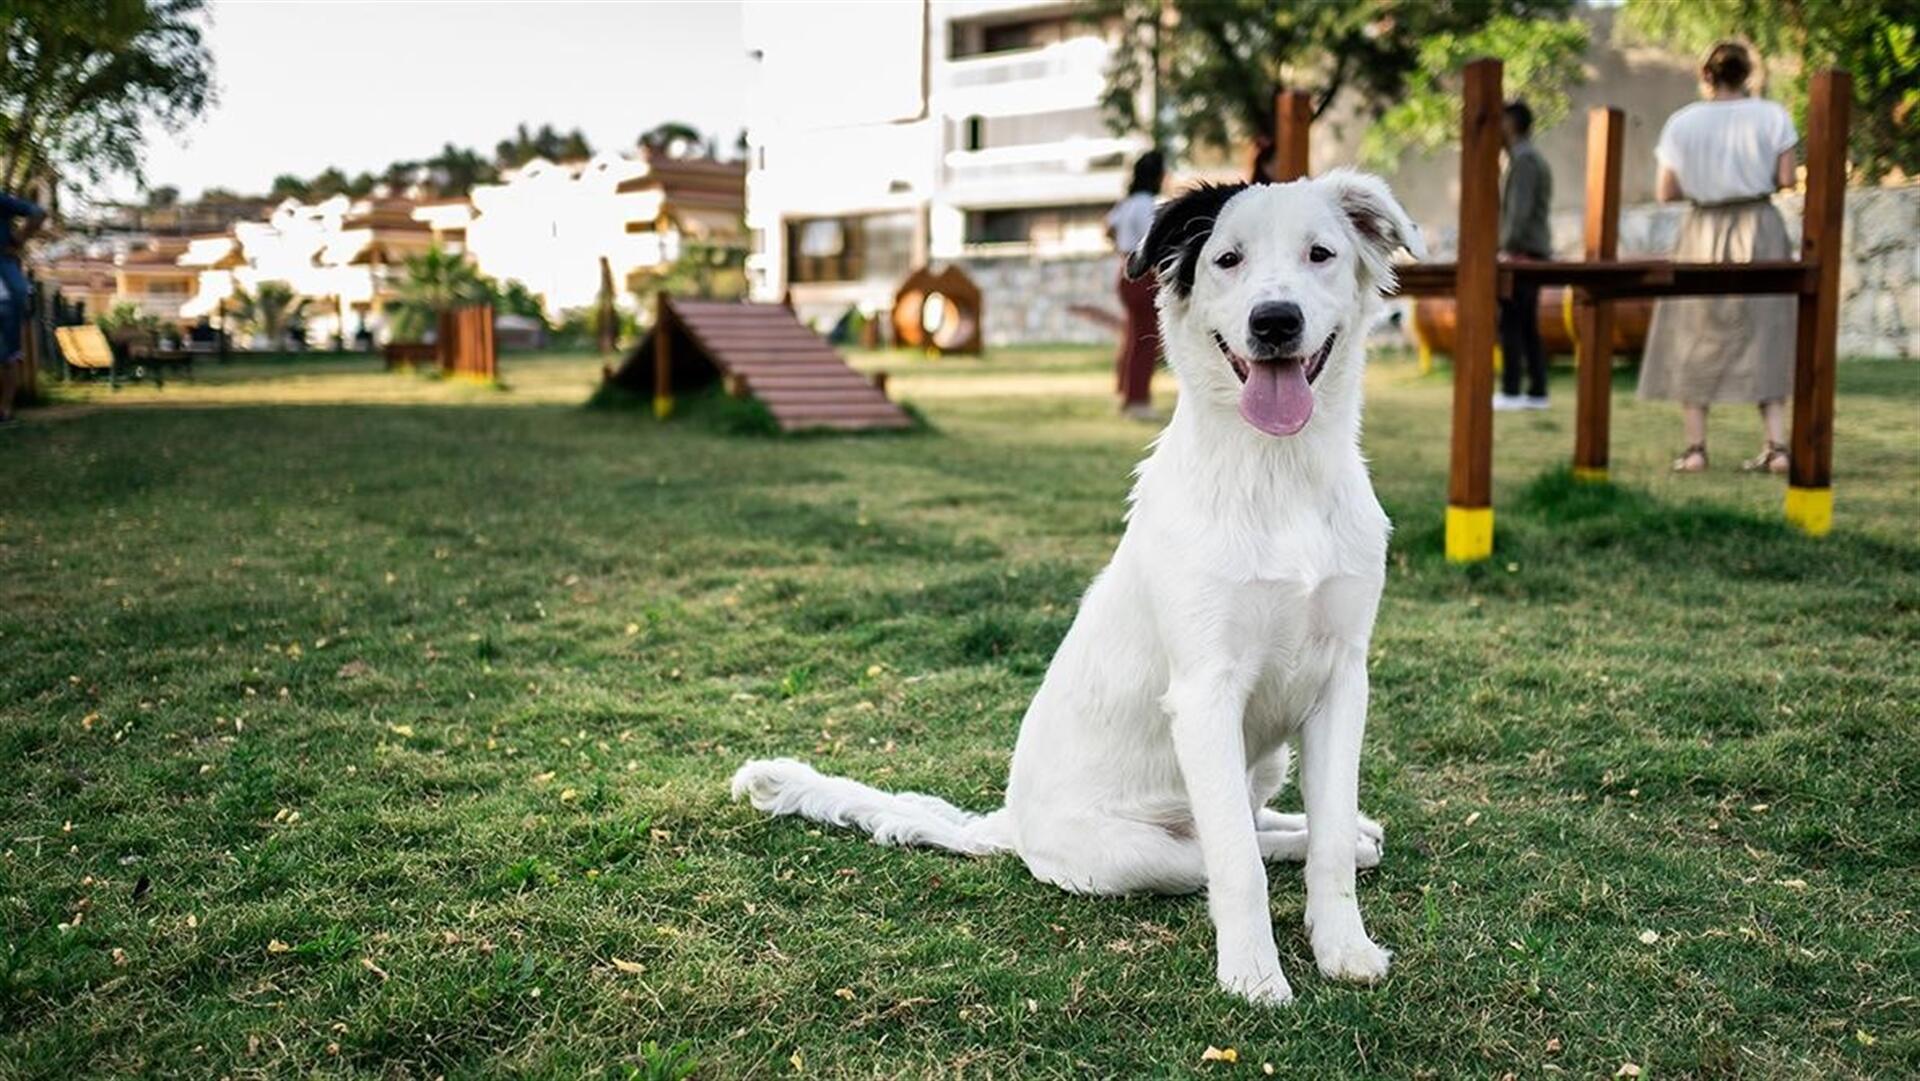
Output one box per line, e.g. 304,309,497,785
609,295,914,432
1266,61,1850,560
1408,289,1652,365
891,265,984,355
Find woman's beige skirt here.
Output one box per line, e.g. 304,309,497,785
1638,200,1797,404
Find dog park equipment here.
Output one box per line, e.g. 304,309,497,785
383,303,499,381
891,265,984,355
608,295,913,432
1408,289,1653,372
1265,61,1851,559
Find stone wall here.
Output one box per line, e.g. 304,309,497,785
957,252,1120,347
1425,184,1918,360
1608,186,1918,360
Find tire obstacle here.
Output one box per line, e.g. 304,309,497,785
891,265,983,355
607,295,913,432
1408,289,1653,370
1263,61,1850,558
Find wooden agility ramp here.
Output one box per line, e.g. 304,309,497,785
610,297,913,432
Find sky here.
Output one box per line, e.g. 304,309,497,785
100,0,753,203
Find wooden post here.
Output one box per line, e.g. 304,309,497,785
1786,69,1850,537
1572,106,1624,483
1270,89,1312,182
652,292,674,419
1445,58,1503,563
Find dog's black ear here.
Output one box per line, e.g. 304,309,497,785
1124,182,1251,297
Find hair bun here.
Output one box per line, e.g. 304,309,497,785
1704,41,1754,90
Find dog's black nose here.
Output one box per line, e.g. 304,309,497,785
1248,301,1304,352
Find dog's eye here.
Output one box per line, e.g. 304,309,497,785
1309,245,1336,264
1213,250,1242,270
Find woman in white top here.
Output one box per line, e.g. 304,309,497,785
1639,41,1800,474
1108,151,1164,418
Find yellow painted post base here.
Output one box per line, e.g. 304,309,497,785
1416,341,1433,375
653,394,675,420
1784,486,1832,537
1445,505,1494,563
1571,466,1609,484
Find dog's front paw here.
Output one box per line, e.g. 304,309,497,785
1312,933,1392,984
1218,956,1294,1006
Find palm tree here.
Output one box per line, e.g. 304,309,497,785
229,281,309,346
389,247,493,341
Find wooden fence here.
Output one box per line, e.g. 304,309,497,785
1265,60,1850,560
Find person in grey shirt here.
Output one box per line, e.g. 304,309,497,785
1495,100,1553,411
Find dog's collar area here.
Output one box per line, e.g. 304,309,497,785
1212,330,1337,384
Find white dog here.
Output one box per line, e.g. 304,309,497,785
734,171,1423,1005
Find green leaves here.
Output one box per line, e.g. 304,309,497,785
1366,14,1591,168
1616,0,1920,182
1093,0,1585,164
0,0,215,188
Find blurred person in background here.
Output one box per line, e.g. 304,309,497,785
1638,40,1799,474
1109,150,1164,419
0,189,47,426
1494,100,1553,412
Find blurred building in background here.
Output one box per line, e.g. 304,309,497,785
744,1,1150,342
415,148,745,315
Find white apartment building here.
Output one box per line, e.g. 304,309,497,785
743,0,1150,328
413,150,746,316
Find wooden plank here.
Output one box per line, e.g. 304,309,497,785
1393,260,1813,299
1573,106,1624,481
1787,69,1850,536
653,293,673,418
1446,57,1502,562
1269,88,1312,182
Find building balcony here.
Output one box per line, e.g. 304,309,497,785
942,133,1146,197
934,36,1110,117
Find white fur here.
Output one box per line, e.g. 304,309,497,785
734,173,1418,1006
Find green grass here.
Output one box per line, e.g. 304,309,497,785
2,349,1916,1078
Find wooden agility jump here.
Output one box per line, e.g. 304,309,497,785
1266,61,1850,561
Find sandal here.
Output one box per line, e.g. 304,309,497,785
1741,442,1790,475
1671,444,1709,473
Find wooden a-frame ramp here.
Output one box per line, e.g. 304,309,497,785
609,296,913,432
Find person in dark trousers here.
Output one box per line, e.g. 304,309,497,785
1495,100,1553,411
0,189,47,425
1108,151,1164,419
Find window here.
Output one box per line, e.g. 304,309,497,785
950,107,1105,154
786,212,915,284
951,15,1077,59
963,204,1109,253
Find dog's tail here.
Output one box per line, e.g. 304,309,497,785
731,758,1014,856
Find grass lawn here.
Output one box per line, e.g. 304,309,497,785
2,347,1916,1078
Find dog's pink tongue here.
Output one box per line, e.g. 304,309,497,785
1238,358,1313,436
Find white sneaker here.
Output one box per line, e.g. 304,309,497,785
1492,393,1526,412
1521,395,1550,410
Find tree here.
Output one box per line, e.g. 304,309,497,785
229,281,308,344
1,0,216,189
495,122,594,169
269,173,310,201
422,143,496,197
1092,0,1585,169
639,121,704,158
143,183,178,208
388,246,493,340
1618,0,1919,182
